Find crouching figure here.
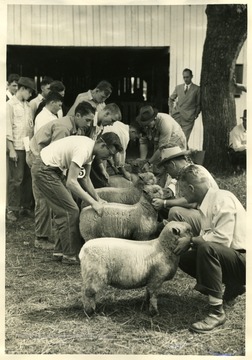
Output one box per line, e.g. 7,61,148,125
79,220,192,316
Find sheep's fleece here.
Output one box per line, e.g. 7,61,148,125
79,184,163,241
79,220,192,315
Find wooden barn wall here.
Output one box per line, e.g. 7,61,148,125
7,4,246,150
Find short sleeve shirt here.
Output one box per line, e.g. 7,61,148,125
40,135,95,171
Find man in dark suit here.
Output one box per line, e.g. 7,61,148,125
169,68,201,142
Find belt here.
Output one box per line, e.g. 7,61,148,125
236,249,246,253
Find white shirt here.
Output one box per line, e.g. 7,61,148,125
34,106,57,134
41,135,95,171
229,123,246,151
102,121,129,166
6,90,13,101
199,187,246,250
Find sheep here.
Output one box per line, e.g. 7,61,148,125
79,220,192,316
82,172,157,208
79,184,163,241
108,173,139,188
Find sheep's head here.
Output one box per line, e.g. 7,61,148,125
138,172,157,185
143,184,163,202
161,220,192,250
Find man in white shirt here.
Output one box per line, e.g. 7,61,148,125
29,77,53,120
174,164,246,333
229,109,246,172
34,91,63,133
31,132,123,265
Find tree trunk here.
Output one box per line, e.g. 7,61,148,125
200,5,247,172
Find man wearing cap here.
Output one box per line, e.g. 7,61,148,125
168,68,201,142
31,132,123,265
6,76,36,221
136,105,187,169
228,109,246,173
152,146,218,236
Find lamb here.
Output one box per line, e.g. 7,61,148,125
108,173,139,188
79,184,163,241
82,172,157,208
79,220,192,316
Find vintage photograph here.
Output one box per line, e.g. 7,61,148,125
4,1,247,356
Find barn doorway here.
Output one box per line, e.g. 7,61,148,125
7,45,170,124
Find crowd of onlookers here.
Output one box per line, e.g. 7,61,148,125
6,69,246,334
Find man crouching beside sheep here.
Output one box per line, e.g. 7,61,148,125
79,221,192,316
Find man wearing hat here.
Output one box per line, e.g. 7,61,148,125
152,146,218,236
228,109,246,173
6,77,36,221
136,105,187,169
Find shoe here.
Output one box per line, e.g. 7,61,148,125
189,306,226,333
35,237,55,250
52,253,63,262
223,284,246,306
6,210,18,222
62,255,79,265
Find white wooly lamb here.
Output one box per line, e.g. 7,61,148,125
79,220,192,316
82,172,156,208
79,184,163,241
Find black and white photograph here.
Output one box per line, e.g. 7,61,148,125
1,0,249,357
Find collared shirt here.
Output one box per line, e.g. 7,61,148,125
199,187,246,250
34,106,58,134
184,83,192,92
6,90,13,101
29,93,44,120
30,115,77,156
67,90,106,117
6,95,33,150
229,123,246,151
41,135,95,171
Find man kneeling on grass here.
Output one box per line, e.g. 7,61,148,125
31,132,123,265
174,164,246,333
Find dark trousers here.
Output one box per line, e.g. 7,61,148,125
179,242,246,299
8,150,33,211
228,148,246,170
31,157,83,257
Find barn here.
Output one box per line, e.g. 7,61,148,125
6,4,247,150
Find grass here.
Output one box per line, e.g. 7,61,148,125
5,172,246,355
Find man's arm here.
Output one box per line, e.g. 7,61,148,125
168,86,178,113
195,87,201,119
66,162,104,215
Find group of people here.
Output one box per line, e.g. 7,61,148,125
6,70,246,334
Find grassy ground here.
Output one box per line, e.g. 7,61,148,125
5,173,246,355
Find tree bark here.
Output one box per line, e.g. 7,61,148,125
200,5,247,172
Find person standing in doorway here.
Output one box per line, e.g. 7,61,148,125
169,68,201,142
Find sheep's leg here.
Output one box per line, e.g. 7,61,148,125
146,281,163,317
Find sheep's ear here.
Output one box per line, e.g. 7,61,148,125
172,227,180,236
163,219,169,226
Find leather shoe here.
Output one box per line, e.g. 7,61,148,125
190,311,226,333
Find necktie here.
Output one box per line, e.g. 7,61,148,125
184,85,188,94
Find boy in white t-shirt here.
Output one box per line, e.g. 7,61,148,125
31,132,123,265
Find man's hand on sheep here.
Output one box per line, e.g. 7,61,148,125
173,236,191,255
97,197,107,204
152,198,165,211
92,201,104,216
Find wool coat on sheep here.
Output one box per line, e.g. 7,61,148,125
79,220,192,315
108,173,139,188
79,184,163,241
